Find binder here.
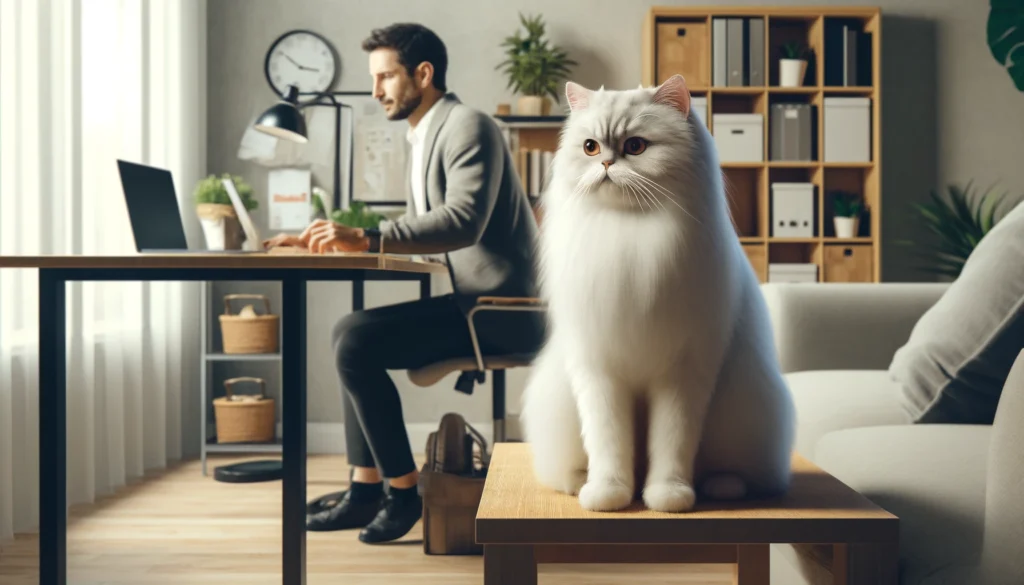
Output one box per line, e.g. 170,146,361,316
726,18,745,86
747,18,765,86
712,18,728,86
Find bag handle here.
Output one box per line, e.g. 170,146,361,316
223,376,266,400
463,420,491,469
223,294,272,315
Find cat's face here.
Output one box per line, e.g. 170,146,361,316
552,74,701,213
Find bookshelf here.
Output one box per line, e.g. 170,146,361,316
495,115,565,224
642,6,882,283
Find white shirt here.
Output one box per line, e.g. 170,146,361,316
407,99,442,217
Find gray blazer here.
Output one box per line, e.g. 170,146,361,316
379,93,540,314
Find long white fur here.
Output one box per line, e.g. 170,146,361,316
520,75,796,513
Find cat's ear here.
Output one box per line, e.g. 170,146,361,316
565,81,593,112
652,74,691,118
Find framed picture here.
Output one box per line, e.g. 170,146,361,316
336,91,410,209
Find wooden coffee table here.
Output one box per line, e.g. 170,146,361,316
476,443,898,585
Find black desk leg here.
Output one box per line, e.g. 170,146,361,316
282,276,307,585
420,274,430,300
353,276,364,312
38,269,67,585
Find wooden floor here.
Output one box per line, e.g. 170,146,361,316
0,454,733,585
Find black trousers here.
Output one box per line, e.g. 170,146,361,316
331,293,545,478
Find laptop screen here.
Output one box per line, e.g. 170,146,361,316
116,159,190,252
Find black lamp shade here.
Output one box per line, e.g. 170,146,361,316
254,101,308,143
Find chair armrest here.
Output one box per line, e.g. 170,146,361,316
760,282,949,373
979,349,1024,582
464,297,546,372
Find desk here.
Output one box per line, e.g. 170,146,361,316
0,250,448,585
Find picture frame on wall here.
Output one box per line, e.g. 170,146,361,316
337,91,410,209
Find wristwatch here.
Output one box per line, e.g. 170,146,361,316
364,228,382,253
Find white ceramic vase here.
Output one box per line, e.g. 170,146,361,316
779,58,808,87
834,216,860,238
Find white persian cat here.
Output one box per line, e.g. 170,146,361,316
520,74,796,513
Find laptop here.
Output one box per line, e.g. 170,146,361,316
117,159,262,254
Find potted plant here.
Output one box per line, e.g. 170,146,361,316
779,42,811,87
831,191,862,238
193,173,258,250
899,181,1017,278
496,12,577,116
331,200,387,230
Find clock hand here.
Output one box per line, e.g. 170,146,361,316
283,53,301,67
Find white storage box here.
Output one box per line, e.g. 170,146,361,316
713,113,763,162
824,97,871,162
771,182,815,237
690,96,708,128
768,263,818,283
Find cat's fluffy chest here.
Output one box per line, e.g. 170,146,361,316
541,204,721,365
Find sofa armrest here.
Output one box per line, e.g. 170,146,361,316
978,348,1024,583
760,282,949,373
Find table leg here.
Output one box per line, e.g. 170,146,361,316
835,543,899,585
484,545,537,585
38,269,67,585
419,274,431,300
733,544,769,585
282,276,307,585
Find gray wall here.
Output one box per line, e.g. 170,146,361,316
205,0,1024,425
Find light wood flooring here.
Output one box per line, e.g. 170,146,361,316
0,454,733,584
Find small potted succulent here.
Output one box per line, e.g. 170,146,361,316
831,191,863,238
193,173,258,250
496,12,577,116
779,42,811,87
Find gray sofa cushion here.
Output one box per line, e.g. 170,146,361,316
889,200,1024,424
784,369,909,459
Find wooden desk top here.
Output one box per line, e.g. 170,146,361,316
0,248,448,274
475,443,898,545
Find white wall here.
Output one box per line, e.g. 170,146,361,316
203,0,1024,429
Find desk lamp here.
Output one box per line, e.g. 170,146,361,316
253,84,354,212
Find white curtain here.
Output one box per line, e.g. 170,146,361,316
0,0,207,540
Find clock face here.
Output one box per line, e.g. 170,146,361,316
264,30,339,100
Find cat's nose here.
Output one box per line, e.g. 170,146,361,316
602,159,614,169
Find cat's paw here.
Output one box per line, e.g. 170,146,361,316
643,481,697,513
578,480,634,511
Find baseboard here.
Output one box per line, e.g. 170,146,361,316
205,419,519,455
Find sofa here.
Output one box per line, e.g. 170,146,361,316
761,282,1023,585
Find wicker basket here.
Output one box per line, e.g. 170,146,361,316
213,377,276,443
219,294,279,354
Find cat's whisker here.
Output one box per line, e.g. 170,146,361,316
622,180,647,213
627,171,702,224
630,178,667,213
623,176,657,214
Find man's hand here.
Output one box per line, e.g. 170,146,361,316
301,219,370,254
262,233,305,250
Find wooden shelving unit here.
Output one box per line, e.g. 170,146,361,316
642,6,883,283
495,115,566,224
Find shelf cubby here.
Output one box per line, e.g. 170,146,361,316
723,166,764,238
768,15,823,87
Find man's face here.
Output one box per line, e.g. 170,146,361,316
369,48,422,121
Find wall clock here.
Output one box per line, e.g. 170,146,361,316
264,29,339,102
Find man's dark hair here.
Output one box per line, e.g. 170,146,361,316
362,23,448,92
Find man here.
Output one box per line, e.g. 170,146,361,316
264,23,545,544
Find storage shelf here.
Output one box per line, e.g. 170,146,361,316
205,438,282,453
645,5,882,284
205,353,281,362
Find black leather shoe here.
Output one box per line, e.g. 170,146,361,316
306,489,383,532
357,489,422,543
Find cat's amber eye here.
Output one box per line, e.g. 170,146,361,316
583,139,601,156
624,137,648,156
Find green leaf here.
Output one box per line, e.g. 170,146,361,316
988,0,1024,92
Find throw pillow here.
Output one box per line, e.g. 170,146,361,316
889,198,1024,424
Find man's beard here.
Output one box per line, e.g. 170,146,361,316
386,92,422,121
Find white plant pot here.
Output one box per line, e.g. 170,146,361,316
196,203,243,250
833,216,860,238
779,59,808,87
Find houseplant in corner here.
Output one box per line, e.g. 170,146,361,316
831,191,862,238
779,42,811,87
987,0,1024,91
496,12,577,116
193,173,258,250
